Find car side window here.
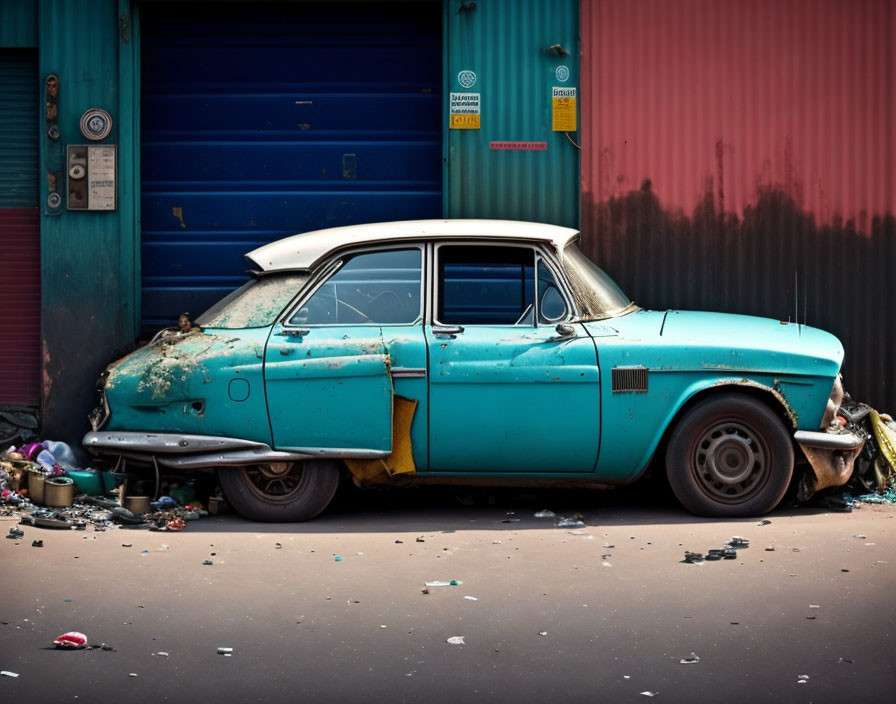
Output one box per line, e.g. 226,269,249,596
437,245,536,325
289,248,422,326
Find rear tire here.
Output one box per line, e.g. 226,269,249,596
218,460,340,522
665,394,794,517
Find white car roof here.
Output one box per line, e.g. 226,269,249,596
245,219,580,271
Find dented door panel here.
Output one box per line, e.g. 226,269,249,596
263,325,394,453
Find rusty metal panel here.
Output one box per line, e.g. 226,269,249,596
580,0,896,412
445,0,580,227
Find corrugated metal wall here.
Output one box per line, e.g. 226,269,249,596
0,0,36,48
445,0,580,227
0,49,40,404
580,0,896,412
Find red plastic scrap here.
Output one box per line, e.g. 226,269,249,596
53,631,87,649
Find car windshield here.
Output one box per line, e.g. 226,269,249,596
560,244,636,319
196,272,309,329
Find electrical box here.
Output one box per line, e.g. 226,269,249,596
67,145,117,211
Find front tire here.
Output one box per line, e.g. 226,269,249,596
218,460,340,522
666,394,794,517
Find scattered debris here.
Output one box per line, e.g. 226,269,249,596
154,651,169,658
534,510,556,518
556,515,585,528
464,596,478,601
31,539,43,547
217,647,233,656
424,580,461,587
797,674,809,685
416,536,425,542
446,636,465,645
640,692,659,697
202,559,213,565
1,671,20,678
758,519,772,526
683,551,704,564
334,555,343,562
680,653,700,664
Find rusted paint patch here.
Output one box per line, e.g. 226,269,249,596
108,332,242,400
714,378,799,428
41,340,52,401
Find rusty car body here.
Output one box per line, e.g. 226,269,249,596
83,220,863,520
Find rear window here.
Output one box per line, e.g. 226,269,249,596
196,272,309,329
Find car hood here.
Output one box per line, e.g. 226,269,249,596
655,310,844,376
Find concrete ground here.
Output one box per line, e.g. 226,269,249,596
1,485,894,703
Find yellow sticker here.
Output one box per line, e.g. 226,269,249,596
449,92,481,130
552,87,577,132
450,114,481,130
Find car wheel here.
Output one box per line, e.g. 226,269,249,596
218,460,340,522
666,394,794,517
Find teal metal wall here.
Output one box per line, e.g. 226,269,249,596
0,0,36,47
444,0,580,227
34,0,139,442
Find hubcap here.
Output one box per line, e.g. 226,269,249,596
693,421,768,503
243,462,305,502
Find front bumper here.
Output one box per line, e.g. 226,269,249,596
795,429,866,491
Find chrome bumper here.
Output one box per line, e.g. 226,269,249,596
794,429,865,450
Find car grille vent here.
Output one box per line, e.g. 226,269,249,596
612,366,648,393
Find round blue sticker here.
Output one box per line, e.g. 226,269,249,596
555,65,570,83
457,70,477,89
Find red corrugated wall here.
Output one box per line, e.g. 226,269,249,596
580,0,896,412
0,208,41,405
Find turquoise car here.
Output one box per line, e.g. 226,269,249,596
83,220,863,521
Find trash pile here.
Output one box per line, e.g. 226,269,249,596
0,439,219,531
835,399,896,505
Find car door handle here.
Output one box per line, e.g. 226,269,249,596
432,325,464,339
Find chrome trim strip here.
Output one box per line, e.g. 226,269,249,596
390,367,426,379
157,448,313,469
83,431,269,454
794,430,865,450
276,447,390,459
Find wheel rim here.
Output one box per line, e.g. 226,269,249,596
241,462,306,504
691,420,770,504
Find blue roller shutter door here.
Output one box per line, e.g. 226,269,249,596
140,1,442,331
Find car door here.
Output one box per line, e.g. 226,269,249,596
426,243,601,473
264,246,425,456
